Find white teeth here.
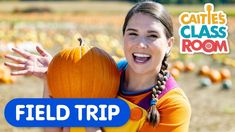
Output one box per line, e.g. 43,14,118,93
136,59,145,63
133,53,150,57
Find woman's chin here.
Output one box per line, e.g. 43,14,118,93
129,63,151,74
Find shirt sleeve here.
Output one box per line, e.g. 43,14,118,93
117,59,127,71
157,93,191,132
140,89,191,132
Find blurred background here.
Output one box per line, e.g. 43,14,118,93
0,0,234,132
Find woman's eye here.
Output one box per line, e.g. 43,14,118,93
148,35,158,38
129,33,138,36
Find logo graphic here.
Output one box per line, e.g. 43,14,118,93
179,3,229,54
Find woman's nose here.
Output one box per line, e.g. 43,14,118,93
137,37,148,49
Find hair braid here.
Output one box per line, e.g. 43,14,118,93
147,54,169,127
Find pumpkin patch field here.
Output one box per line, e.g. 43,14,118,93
0,1,235,132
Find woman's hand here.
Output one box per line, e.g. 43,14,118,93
4,45,52,79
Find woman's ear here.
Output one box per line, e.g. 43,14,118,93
166,37,174,54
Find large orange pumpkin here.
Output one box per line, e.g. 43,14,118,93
47,38,120,98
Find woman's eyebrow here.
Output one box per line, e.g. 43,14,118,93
147,30,159,34
126,28,138,32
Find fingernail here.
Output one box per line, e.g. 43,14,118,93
4,55,10,59
36,45,41,49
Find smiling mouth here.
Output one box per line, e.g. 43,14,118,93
132,53,151,64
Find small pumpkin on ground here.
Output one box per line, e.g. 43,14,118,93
170,68,180,80
220,68,231,80
200,77,212,87
172,60,185,72
209,69,222,84
222,79,232,90
199,65,210,77
184,62,195,72
0,64,14,84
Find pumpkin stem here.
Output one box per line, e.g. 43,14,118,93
78,38,83,46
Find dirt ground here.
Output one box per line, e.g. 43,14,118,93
178,72,235,132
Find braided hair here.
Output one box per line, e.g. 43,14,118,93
147,53,169,126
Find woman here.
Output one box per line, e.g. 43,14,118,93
5,1,191,132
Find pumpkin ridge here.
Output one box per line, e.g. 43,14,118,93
92,48,102,97
74,48,81,97
96,49,108,97
103,48,114,97
68,49,75,97
90,49,95,98
97,47,119,98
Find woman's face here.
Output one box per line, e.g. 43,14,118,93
123,13,173,74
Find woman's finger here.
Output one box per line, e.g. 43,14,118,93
4,54,26,64
36,45,50,57
12,48,32,59
11,70,29,76
4,62,25,69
